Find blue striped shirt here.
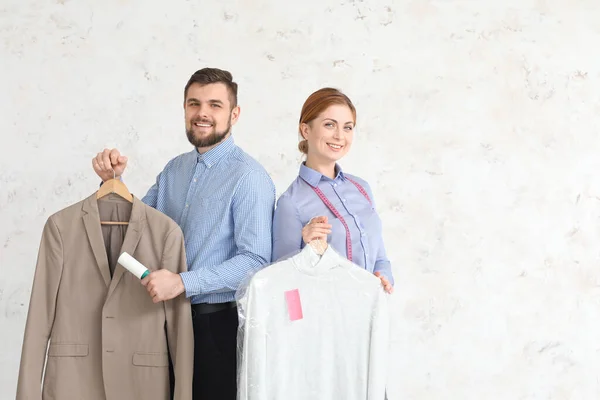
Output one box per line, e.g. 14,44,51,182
272,163,394,285
141,135,275,304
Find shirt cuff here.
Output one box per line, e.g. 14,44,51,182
180,270,201,298
374,261,394,286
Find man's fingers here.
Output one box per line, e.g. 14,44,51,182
109,149,120,165
101,150,112,171
94,153,104,170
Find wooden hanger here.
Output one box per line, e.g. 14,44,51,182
97,170,133,225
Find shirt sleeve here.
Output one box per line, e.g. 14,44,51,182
141,175,160,209
362,181,395,286
142,156,179,209
179,170,275,297
271,193,304,262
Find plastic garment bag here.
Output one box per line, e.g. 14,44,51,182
236,244,390,400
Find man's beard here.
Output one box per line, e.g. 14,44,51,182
186,119,232,148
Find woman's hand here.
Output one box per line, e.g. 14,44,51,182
302,216,332,244
375,272,393,294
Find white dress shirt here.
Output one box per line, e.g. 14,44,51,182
237,244,390,400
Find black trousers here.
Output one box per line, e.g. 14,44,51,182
191,304,239,400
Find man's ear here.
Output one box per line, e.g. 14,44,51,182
230,105,241,125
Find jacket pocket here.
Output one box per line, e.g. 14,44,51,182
132,352,169,367
47,344,89,357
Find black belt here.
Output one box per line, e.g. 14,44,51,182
191,301,236,316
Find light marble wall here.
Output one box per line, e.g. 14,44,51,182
2,0,600,398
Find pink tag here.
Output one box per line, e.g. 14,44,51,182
285,289,303,321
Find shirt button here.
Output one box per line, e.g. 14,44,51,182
333,183,337,187
185,204,189,208
342,199,346,202
193,179,197,182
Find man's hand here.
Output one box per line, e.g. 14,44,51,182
375,272,393,294
92,148,128,182
141,269,185,303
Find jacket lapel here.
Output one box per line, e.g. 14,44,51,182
82,194,111,287
106,196,146,300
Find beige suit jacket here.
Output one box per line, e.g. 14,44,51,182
16,193,194,400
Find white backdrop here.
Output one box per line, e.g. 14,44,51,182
2,0,600,398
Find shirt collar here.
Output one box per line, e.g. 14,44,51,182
196,135,235,167
293,244,343,275
298,162,345,187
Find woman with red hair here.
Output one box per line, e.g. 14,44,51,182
272,87,394,293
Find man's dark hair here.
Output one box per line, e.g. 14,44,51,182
184,67,238,108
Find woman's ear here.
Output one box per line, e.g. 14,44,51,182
299,122,309,140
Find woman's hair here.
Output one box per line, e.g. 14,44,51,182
298,88,356,154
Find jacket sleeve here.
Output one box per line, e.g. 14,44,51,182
16,216,64,400
161,227,194,400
